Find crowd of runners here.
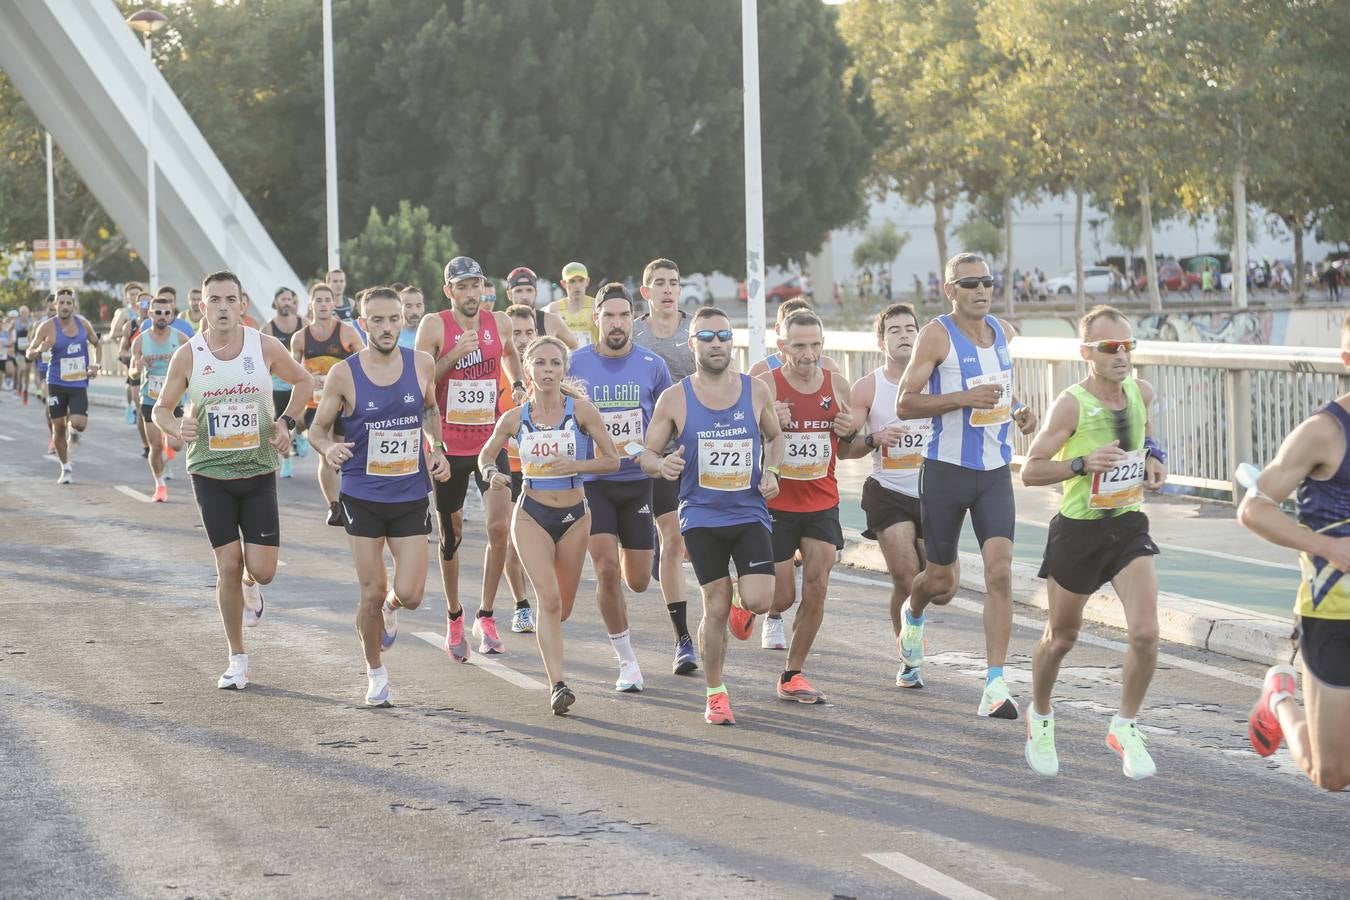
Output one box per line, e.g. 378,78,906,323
7,250,1347,792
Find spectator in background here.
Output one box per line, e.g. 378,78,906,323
912,274,924,302
1202,264,1216,299
880,267,892,301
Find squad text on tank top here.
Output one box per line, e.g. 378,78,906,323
867,367,930,499
769,366,839,513
435,308,504,457
926,313,1014,471
339,347,431,503
48,317,90,388
1295,400,1350,621
675,374,769,532
185,327,278,479
139,328,186,405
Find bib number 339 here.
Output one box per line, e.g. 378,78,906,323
445,379,497,427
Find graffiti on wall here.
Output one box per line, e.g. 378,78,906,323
1132,311,1273,344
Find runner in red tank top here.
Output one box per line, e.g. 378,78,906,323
754,310,857,704
415,256,525,662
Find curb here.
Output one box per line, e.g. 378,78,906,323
839,532,1293,667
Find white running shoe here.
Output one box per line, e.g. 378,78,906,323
760,615,787,650
978,676,1020,719
242,579,264,627
366,667,392,707
56,464,72,485
217,653,249,690
615,658,644,693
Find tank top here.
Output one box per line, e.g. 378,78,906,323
48,317,90,388
185,327,278,479
340,348,431,503
769,366,839,513
1055,380,1147,520
1295,401,1350,620
568,344,672,482
517,397,591,491
302,321,352,409
925,314,1014,471
497,368,522,473
435,309,505,457
15,319,30,352
634,312,694,381
267,318,304,391
138,327,186,406
867,367,928,498
675,374,769,532
557,296,596,346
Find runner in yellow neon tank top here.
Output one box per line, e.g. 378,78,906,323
547,261,598,346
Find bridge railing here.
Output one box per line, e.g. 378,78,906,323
734,331,1348,501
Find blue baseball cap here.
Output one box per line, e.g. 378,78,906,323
444,256,485,284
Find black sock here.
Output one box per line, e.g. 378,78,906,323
667,601,689,640
553,681,566,691
781,670,800,683
477,609,493,618
515,598,531,610
768,613,782,620
448,608,463,621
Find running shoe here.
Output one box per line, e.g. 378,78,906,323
472,614,504,655
704,691,736,725
761,615,787,650
162,436,176,461
673,635,698,675
777,673,826,704
616,658,644,693
365,668,392,707
217,653,249,690
46,438,55,455
56,464,72,485
326,500,344,527
444,615,470,662
895,665,924,689
152,484,167,503
978,676,1019,719
510,605,535,634
728,594,755,641
1106,720,1157,779
381,601,398,650
242,579,264,627
551,682,576,715
897,600,925,668
1249,664,1298,757
1025,716,1059,776
278,455,294,479
293,431,310,457
124,405,137,425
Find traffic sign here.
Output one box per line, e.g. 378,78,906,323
33,239,83,262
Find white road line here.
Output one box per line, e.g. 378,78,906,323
114,484,154,503
1013,515,1298,572
0,434,15,441
412,632,547,690
864,852,997,900
830,570,1262,689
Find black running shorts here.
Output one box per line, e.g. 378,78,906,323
769,506,844,563
585,479,655,549
860,476,924,541
190,472,280,549
433,450,508,560
919,459,1015,566
340,493,431,540
651,476,680,518
1298,617,1350,688
1038,511,1159,596
683,522,775,586
47,386,89,419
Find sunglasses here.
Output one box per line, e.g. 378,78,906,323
1082,339,1137,354
694,329,733,343
152,310,173,316
950,276,994,289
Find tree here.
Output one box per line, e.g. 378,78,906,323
953,219,1003,264
339,202,459,309
851,222,909,277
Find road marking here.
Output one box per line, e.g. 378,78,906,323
412,632,547,690
114,484,154,503
864,852,997,900
830,570,1262,689
0,434,14,441
1013,515,1298,572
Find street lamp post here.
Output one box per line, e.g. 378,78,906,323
127,9,168,293
322,0,339,271
742,0,766,363
45,132,58,293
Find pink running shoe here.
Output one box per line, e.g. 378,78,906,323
445,614,471,662
472,614,504,655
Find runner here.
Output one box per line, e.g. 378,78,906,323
0,313,13,393
1241,311,1350,792
478,335,619,713
896,252,1037,718
33,295,57,451
569,283,673,692
1020,306,1165,779
838,303,929,687
547,261,598,347
506,267,577,349
306,287,450,706
397,285,425,349
12,305,33,403
121,292,153,449
496,304,541,634
746,297,841,377
751,310,855,703
290,282,364,524
151,270,313,691
265,287,305,478
327,268,354,321
184,288,205,332
415,255,525,661
24,288,101,484
128,294,190,501
639,307,785,725
634,258,700,674
137,287,195,337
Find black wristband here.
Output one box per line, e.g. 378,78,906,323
277,413,297,431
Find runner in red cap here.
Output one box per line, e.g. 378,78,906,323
507,266,577,349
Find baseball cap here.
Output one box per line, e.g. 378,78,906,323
561,261,588,281
597,282,632,305
508,267,538,288
444,255,485,284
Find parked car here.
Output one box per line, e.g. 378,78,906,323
1044,267,1113,295
738,275,807,303
1135,258,1201,293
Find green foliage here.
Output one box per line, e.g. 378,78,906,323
339,202,459,309
953,219,1003,262
852,222,909,270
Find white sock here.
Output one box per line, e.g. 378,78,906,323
368,664,387,678
1031,705,1054,721
154,475,165,487
1112,714,1137,728
1269,691,1293,716
609,630,637,664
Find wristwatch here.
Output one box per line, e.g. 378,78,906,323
1070,456,1086,476
431,440,448,453
277,413,297,431
512,380,526,392
766,465,781,478
864,433,876,449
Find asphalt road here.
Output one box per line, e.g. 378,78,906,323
2,397,1346,900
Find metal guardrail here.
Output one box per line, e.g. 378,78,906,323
734,330,1348,501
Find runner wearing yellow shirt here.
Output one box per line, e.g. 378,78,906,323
548,261,597,347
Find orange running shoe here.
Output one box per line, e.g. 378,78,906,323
1248,664,1297,757
704,691,736,725
152,484,168,503
776,673,826,704
728,600,755,641
162,435,177,461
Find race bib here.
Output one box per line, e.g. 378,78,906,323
967,371,1012,427
1090,449,1146,510
519,428,577,480
881,420,932,470
698,438,753,491
366,427,421,477
146,374,166,400
445,378,497,427
16,336,29,351
781,430,832,481
206,402,260,452
59,355,86,381
41,351,52,364
601,407,644,452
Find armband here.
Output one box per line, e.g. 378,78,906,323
765,465,781,478
1143,436,1167,465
